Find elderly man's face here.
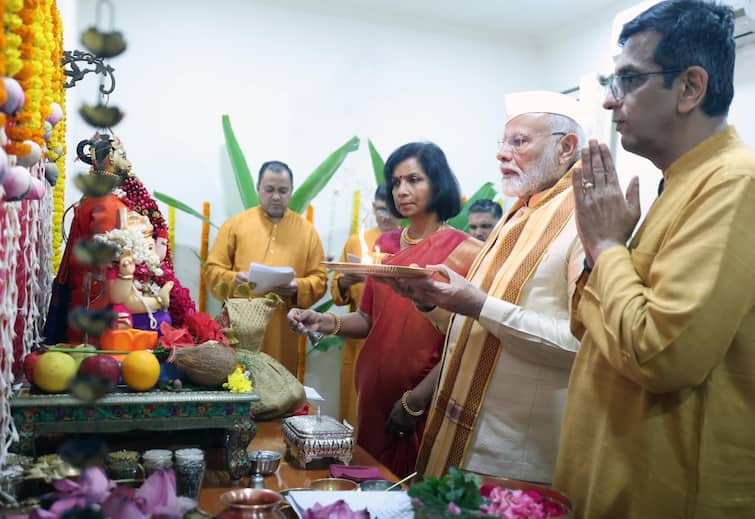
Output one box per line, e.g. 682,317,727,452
257,169,292,220
496,113,563,198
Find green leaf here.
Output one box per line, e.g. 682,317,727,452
446,182,497,232
289,136,360,213
222,114,258,209
308,335,344,354
191,249,206,266
153,191,218,228
313,298,334,313
368,139,385,187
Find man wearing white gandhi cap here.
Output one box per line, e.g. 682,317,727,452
390,90,587,483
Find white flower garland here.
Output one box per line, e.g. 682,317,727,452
94,227,163,276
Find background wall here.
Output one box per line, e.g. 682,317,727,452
59,0,755,416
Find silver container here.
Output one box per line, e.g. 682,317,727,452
280,414,354,467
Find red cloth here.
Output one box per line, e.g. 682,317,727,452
355,229,472,477
55,195,127,343
329,464,384,482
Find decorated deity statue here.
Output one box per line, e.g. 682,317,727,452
97,209,174,332
44,133,196,344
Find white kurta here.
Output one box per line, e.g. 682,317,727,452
432,201,584,483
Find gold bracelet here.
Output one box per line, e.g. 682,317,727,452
325,312,342,336
401,390,424,417
117,274,134,280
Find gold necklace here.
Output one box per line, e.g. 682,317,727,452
401,223,446,245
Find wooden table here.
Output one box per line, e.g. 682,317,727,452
198,420,399,516
10,387,259,480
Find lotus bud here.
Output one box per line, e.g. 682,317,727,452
24,178,46,200
44,161,59,186
46,102,64,126
0,77,25,116
16,140,42,167
2,165,33,200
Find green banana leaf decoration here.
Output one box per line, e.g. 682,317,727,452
447,182,497,232
222,114,258,209
153,191,218,228
368,139,385,187
288,136,361,213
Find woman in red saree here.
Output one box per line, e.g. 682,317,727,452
289,142,480,476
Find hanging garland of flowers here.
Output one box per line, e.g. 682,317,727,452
49,5,66,271
0,0,65,466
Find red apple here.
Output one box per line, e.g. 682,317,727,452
23,350,43,384
78,355,121,386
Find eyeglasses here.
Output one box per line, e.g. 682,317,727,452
497,132,566,155
606,69,682,101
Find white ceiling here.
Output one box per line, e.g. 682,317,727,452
270,0,640,41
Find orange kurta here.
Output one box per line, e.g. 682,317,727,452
331,227,380,426
205,207,327,374
46,194,128,344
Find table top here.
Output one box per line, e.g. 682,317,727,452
10,387,260,408
197,420,399,516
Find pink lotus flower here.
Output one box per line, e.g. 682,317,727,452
13,467,195,519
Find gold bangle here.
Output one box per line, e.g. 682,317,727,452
117,274,134,280
401,390,424,417
325,312,342,336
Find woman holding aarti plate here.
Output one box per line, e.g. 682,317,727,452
288,141,480,476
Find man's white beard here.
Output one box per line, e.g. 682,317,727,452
501,146,560,198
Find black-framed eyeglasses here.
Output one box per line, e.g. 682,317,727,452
497,132,566,155
607,69,682,101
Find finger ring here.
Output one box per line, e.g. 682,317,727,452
582,181,594,189
397,431,405,438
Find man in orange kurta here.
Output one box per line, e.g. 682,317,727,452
205,161,327,374
331,184,399,425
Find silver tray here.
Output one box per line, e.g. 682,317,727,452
281,415,354,467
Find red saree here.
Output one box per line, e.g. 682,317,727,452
355,228,480,476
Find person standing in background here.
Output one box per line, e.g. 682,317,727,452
467,199,503,242
332,183,400,427
205,161,327,374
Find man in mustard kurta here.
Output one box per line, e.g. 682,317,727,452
205,161,327,374
332,184,399,425
554,2,755,517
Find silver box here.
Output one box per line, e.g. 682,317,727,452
281,414,354,467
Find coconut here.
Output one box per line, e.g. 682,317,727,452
173,341,237,387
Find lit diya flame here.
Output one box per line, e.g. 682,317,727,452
358,225,381,265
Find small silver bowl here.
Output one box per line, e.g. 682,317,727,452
359,479,401,491
247,450,282,475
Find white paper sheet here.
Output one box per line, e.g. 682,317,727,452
247,262,295,294
287,490,413,519
304,385,325,401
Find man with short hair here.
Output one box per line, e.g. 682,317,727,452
205,161,327,374
467,199,503,242
391,91,585,483
332,183,400,426
554,1,755,516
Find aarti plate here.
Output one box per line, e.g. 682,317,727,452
322,261,432,278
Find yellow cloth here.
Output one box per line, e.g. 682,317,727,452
554,126,755,518
331,227,380,426
205,207,327,374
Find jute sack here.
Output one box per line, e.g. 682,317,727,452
220,294,305,419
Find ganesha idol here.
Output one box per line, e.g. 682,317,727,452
96,208,174,338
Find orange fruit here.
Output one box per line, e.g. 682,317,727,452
121,350,160,392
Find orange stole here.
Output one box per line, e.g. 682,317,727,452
416,170,576,477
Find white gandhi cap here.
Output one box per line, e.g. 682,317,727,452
504,90,587,133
